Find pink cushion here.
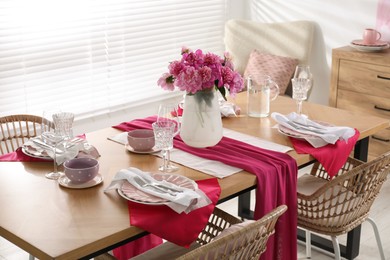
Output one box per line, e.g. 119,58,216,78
244,50,299,94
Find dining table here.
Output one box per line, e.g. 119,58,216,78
0,92,388,260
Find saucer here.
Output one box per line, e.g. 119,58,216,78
350,41,389,52
351,39,389,47
58,174,103,189
125,144,161,154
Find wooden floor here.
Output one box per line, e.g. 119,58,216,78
1,169,389,260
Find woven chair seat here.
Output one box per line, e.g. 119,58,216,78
297,151,390,260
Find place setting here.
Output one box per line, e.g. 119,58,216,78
11,109,102,188
270,65,361,177
104,165,221,247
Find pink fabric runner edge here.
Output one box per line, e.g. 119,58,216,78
290,129,360,178
113,116,298,260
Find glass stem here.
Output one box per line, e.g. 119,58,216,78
162,149,168,171
166,149,171,167
53,145,58,173
297,100,303,115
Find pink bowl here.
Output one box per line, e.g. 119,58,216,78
64,158,99,184
127,129,155,151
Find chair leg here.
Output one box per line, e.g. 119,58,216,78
366,217,386,260
305,230,311,258
331,236,341,260
29,254,35,260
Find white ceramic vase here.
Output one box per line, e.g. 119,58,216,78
180,89,223,148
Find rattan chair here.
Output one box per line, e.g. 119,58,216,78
297,151,390,260
97,205,287,260
177,205,287,260
0,114,54,155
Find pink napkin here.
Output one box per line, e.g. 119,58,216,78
113,178,220,260
0,147,48,162
129,178,220,247
113,116,298,260
290,129,360,178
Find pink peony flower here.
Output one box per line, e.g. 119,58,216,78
157,73,175,91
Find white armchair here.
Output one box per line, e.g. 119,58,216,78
225,19,315,74
224,19,315,95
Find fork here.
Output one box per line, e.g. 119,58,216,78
133,176,178,196
286,121,325,134
286,121,338,144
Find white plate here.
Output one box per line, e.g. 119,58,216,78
125,144,161,154
21,146,52,160
117,173,197,205
350,41,390,52
278,125,310,140
58,174,104,189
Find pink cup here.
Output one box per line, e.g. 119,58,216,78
363,28,381,45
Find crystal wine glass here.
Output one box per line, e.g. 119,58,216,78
153,103,180,173
291,78,311,115
41,109,66,180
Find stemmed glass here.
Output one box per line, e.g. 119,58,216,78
41,109,66,180
153,104,180,173
291,78,311,115
292,65,313,115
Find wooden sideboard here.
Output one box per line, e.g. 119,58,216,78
330,46,390,160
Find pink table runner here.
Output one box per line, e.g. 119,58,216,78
290,129,360,178
114,116,298,260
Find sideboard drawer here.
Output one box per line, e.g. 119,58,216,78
337,89,390,118
338,60,390,99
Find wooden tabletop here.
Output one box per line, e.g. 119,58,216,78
0,92,388,259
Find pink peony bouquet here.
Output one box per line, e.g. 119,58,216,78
157,47,244,100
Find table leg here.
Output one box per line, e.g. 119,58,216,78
353,137,369,162
238,191,253,220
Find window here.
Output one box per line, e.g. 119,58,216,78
0,0,228,120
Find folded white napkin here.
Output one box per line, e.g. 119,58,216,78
271,112,355,148
23,137,99,164
218,98,240,117
104,167,211,214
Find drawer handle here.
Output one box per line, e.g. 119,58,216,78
377,75,390,81
374,105,390,112
372,135,390,142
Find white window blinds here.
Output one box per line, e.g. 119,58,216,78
0,0,227,119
